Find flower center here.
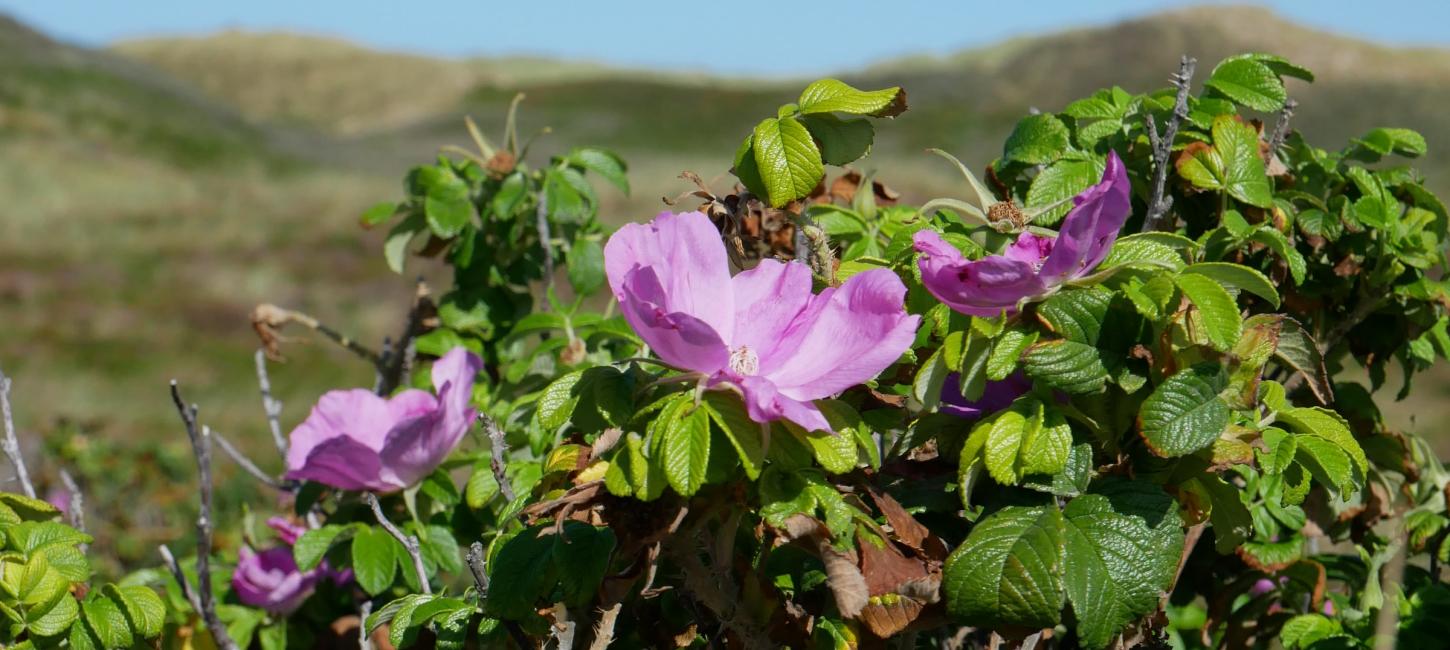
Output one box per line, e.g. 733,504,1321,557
728,345,759,377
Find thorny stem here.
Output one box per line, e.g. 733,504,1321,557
253,349,287,454
58,469,85,549
466,541,489,594
168,382,239,650
364,493,431,595
480,414,516,503
0,368,35,499
1267,98,1299,157
1141,55,1197,233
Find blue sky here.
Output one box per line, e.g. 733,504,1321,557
2,0,1446,76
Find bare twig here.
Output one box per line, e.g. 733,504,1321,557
481,415,515,502
466,541,489,594
168,381,238,650
253,349,287,454
376,279,432,395
0,368,35,498
157,544,203,613
1141,55,1197,233
359,600,375,650
58,469,85,547
537,194,555,307
1267,98,1299,157
364,493,430,595
213,430,288,491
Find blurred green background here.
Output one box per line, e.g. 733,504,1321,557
2,4,1449,571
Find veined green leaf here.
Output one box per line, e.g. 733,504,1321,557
1180,262,1280,307
752,116,825,207
942,506,1065,628
1176,273,1242,351
797,79,905,117
1139,365,1230,457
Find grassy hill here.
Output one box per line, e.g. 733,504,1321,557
3,6,1450,566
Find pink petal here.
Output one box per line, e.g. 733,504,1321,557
378,349,482,489
914,229,1046,317
266,517,307,546
604,211,735,342
738,376,831,433
761,268,920,401
618,266,729,373
1039,151,1131,282
285,389,394,473
728,259,816,372
1003,232,1055,268
285,435,392,492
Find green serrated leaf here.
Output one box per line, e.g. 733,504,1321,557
987,330,1038,380
1023,340,1108,394
942,506,1065,628
1036,288,1111,344
799,114,875,166
1180,262,1280,307
565,147,629,194
1061,481,1184,649
1176,273,1243,351
797,79,905,117
1004,114,1070,165
752,116,825,207
553,522,616,607
566,235,606,296
702,392,765,480
352,527,400,596
486,525,560,619
1139,365,1230,457
661,398,711,496
1027,158,1102,225
1205,58,1287,112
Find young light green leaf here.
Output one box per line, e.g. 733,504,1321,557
1180,262,1280,307
660,398,711,496
797,79,905,117
752,116,825,207
1205,57,1287,112
351,527,400,596
701,392,765,480
1027,158,1102,225
565,147,629,194
1176,273,1243,351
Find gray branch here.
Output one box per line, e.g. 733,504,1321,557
537,194,555,308
253,349,287,455
213,430,289,491
58,469,85,549
364,493,430,595
1267,98,1299,158
168,381,238,650
0,368,35,498
157,544,204,614
466,540,489,594
1141,55,1197,233
359,600,375,650
480,414,515,502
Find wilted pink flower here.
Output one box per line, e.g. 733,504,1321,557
939,373,1032,420
913,151,1131,317
605,211,919,432
233,546,320,616
232,518,345,615
285,347,483,492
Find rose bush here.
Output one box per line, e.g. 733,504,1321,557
5,53,1450,650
